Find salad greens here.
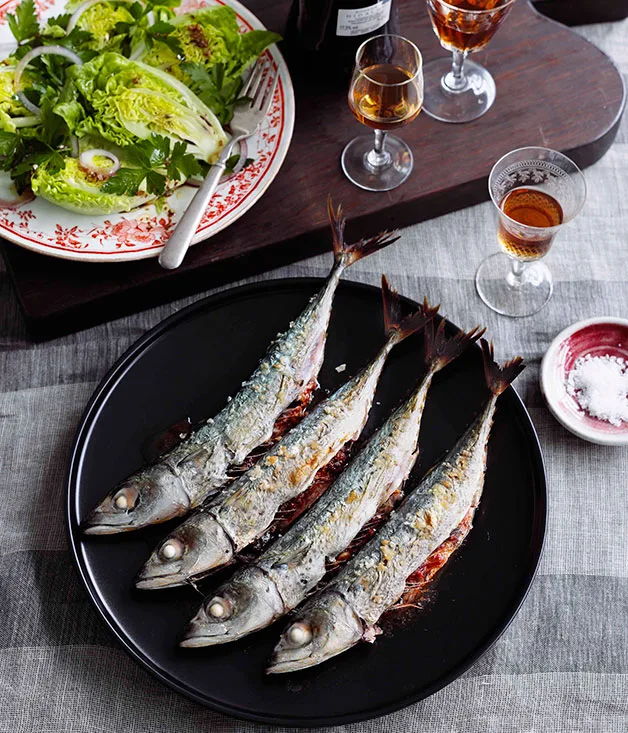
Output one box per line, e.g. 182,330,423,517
0,0,280,214
31,155,164,213
59,52,228,159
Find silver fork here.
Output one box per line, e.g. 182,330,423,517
158,60,278,270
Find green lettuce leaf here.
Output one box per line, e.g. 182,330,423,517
140,5,281,89
30,155,166,214
75,1,135,51
59,52,228,162
0,67,34,130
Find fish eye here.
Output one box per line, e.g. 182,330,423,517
160,539,184,561
287,622,312,647
113,488,137,511
206,596,232,620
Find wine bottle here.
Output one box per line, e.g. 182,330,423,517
285,0,399,80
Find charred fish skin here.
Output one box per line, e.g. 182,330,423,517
82,201,399,535
267,340,524,673
180,314,483,646
136,279,437,590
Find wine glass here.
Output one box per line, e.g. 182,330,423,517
475,147,587,317
342,34,423,192
423,0,517,124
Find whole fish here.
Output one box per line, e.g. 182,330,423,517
267,340,524,673
180,320,482,647
135,278,437,589
82,201,398,535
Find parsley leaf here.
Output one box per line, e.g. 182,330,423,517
7,0,39,44
101,168,146,196
0,131,20,159
102,134,200,196
13,149,65,178
181,62,245,126
167,141,200,181
224,154,254,175
145,20,183,56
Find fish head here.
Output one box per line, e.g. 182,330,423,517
135,512,233,590
82,464,190,535
180,567,284,647
267,591,363,673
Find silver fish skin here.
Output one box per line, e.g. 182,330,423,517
138,335,397,589
180,321,481,646
268,342,524,673
180,374,433,646
82,203,398,535
136,279,436,590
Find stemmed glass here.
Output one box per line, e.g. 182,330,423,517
342,35,423,192
423,0,517,124
475,147,587,317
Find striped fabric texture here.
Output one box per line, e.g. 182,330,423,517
0,19,627,733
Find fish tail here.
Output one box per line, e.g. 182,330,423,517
424,319,485,373
329,197,400,269
480,338,526,396
381,275,438,345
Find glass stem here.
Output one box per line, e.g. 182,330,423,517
443,50,468,92
366,129,392,170
507,258,527,289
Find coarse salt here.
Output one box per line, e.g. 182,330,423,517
565,353,628,427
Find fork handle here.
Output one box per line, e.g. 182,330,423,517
158,138,239,270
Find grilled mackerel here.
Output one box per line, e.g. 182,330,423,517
135,278,437,589
180,320,482,646
267,340,524,673
82,201,398,534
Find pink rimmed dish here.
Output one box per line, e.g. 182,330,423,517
540,317,628,446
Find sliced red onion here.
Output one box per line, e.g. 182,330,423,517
17,91,40,116
14,46,84,115
79,149,120,177
0,188,35,209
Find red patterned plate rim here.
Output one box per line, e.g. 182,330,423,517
0,0,295,263
540,317,628,446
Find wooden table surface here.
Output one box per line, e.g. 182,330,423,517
2,0,625,339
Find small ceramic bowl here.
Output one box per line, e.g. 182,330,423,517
540,317,628,446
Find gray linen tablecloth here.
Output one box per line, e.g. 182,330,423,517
1,20,627,733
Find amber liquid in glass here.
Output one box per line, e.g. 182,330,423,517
350,64,422,130
498,187,564,260
427,0,510,53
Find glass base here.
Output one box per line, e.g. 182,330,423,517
475,252,553,317
422,57,496,124
341,134,413,192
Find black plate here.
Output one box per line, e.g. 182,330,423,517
67,279,546,727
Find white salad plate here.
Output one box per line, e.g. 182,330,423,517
0,0,295,262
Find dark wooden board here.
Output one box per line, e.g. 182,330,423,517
2,0,625,340
532,0,628,26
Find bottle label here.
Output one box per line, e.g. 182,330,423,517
336,0,392,37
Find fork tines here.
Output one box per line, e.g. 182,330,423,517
242,57,278,114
